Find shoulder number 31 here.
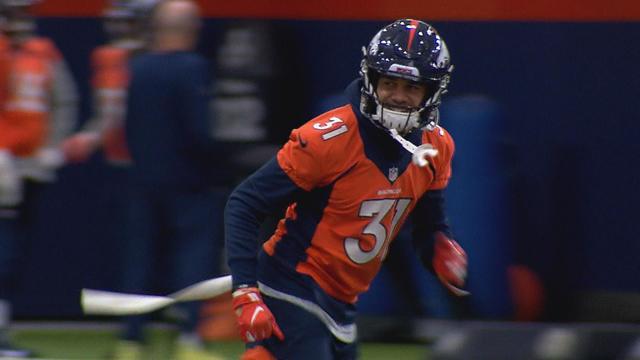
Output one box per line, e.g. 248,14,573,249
313,117,348,141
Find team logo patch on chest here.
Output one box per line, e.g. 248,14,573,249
388,167,399,182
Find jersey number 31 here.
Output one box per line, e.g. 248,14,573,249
344,198,411,264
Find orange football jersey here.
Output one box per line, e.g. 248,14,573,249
264,104,454,304
0,37,59,156
90,45,131,163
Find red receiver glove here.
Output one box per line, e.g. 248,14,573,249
232,287,285,343
433,231,470,296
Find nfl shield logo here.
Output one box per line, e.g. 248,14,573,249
388,167,398,181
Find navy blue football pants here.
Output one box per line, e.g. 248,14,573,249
251,294,357,360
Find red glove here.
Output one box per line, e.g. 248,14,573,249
232,287,285,343
433,231,470,296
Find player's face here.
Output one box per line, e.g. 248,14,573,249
376,75,428,111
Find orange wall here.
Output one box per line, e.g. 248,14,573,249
32,0,640,21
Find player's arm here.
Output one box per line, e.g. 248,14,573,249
61,80,99,163
225,157,302,342
63,47,127,163
19,39,78,170
49,55,79,149
411,190,468,296
62,48,113,162
227,114,346,342
226,157,302,288
226,116,344,283
411,189,451,269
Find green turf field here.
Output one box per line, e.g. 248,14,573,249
11,324,429,359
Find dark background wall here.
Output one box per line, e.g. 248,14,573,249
11,16,640,322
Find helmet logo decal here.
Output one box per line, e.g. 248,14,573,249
388,64,419,77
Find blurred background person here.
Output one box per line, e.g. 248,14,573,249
61,5,156,342
0,0,78,357
115,0,228,359
62,0,152,165
1,0,77,182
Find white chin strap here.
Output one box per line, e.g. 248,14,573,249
371,105,422,135
388,129,438,168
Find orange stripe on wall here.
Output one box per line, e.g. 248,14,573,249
32,0,640,21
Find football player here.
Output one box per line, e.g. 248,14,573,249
226,19,468,360
0,0,78,181
0,0,78,356
62,0,153,164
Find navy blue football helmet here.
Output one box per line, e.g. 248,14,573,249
102,0,158,42
0,0,40,39
360,19,453,134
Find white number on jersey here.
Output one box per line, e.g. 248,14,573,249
313,117,348,141
344,198,411,264
313,116,343,130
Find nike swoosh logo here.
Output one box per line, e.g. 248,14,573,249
298,134,308,148
250,306,265,326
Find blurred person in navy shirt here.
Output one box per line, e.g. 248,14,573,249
116,1,228,358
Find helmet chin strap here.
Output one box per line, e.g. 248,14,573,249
368,97,438,167
388,128,438,168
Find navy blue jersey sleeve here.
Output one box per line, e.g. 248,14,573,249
225,157,303,289
411,189,452,272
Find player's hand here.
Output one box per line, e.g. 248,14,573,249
62,132,99,163
412,143,438,167
433,231,470,296
36,148,65,170
232,287,285,343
